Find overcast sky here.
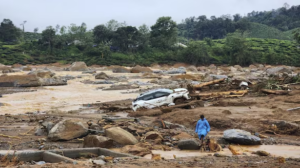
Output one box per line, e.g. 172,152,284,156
0,0,299,32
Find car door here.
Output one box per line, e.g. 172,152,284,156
142,93,157,109
153,92,171,107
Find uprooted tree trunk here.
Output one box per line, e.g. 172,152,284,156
261,89,289,95
187,78,226,93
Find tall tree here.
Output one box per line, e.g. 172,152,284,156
0,19,21,42
293,28,300,44
93,24,112,44
41,26,56,54
113,26,140,51
150,17,178,49
138,24,150,49
106,19,126,31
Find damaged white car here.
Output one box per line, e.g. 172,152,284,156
132,88,190,111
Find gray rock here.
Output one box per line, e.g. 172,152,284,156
93,80,114,84
223,129,261,145
66,62,88,71
40,77,67,86
165,67,186,74
266,67,292,76
82,70,96,74
178,139,200,150
35,161,46,165
83,135,114,148
48,119,88,141
35,127,45,136
95,72,110,79
62,75,76,80
210,74,228,79
92,159,106,165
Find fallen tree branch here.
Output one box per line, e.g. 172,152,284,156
193,78,225,89
0,134,21,139
287,107,300,111
261,89,289,95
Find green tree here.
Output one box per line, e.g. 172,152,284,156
181,41,210,65
106,19,126,31
0,19,21,42
223,34,252,65
93,24,112,44
113,26,140,51
293,28,300,44
41,26,56,54
150,17,178,49
138,24,150,50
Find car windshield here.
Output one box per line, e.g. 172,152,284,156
134,89,173,102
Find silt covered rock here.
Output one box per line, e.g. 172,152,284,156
223,129,261,145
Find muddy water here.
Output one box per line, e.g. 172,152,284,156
142,145,300,159
144,149,232,159
0,71,141,114
236,145,300,158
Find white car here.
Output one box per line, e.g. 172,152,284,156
132,88,190,111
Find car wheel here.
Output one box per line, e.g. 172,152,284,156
174,98,186,105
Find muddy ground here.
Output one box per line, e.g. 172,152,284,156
1,63,300,167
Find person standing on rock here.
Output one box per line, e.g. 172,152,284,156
195,115,210,145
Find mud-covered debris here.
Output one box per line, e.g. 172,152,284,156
223,129,261,145
121,143,151,156
106,127,138,145
253,150,270,156
151,154,162,161
82,70,96,74
103,84,139,90
143,131,163,140
83,135,114,148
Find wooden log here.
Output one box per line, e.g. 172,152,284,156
261,89,289,95
193,78,225,89
191,90,248,98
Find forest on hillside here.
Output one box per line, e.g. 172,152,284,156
0,3,300,66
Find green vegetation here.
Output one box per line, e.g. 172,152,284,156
0,4,300,66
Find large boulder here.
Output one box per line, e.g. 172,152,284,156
178,139,200,150
187,66,198,72
223,129,261,145
95,72,110,79
40,77,67,86
111,66,130,73
83,135,114,148
67,62,88,71
28,70,55,78
266,67,292,76
0,74,41,87
130,65,152,73
105,127,138,145
48,119,88,141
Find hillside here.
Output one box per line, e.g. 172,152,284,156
242,23,293,40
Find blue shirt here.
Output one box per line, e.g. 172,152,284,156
195,118,210,136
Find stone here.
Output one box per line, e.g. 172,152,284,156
67,62,88,71
121,144,151,156
144,131,163,140
178,139,200,150
234,65,243,71
187,66,198,72
130,65,152,73
82,70,96,74
165,67,186,74
83,135,114,148
35,127,45,136
266,67,292,76
95,72,110,79
28,70,55,78
223,129,261,145
172,132,193,140
48,119,88,141
93,80,114,84
105,127,138,145
92,159,106,165
111,66,130,73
